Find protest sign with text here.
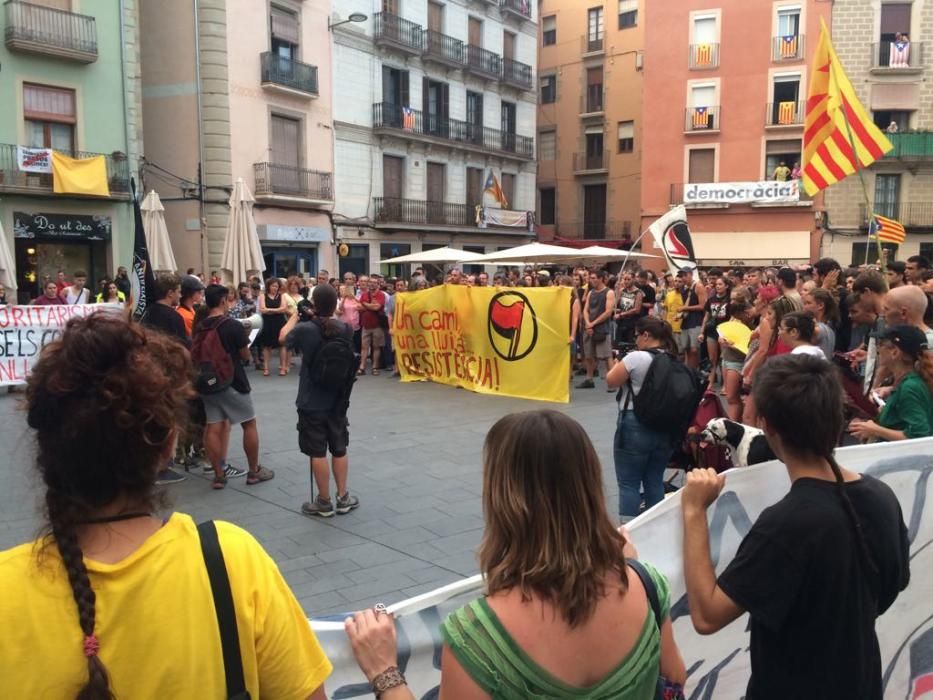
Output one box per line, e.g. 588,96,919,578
392,285,571,403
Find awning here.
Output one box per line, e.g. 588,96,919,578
692,231,811,267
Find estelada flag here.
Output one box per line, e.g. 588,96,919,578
648,205,696,272
51,151,110,197
484,171,508,209
802,18,892,196
870,213,906,244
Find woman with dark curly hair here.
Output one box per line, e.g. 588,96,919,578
0,314,331,698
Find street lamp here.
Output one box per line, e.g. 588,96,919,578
328,12,367,30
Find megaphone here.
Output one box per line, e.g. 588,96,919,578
239,313,263,333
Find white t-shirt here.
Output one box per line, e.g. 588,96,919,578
617,350,656,408
791,344,826,359
63,287,89,304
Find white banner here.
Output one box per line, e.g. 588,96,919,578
478,207,533,230
0,304,122,386
684,180,800,205
16,146,53,174
310,438,933,698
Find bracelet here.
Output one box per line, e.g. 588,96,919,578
371,666,407,697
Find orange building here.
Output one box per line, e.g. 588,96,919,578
536,0,643,245
640,0,830,269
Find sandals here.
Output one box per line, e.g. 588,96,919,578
279,368,287,376
246,465,275,485
263,368,270,376
356,368,365,376
211,474,227,490
372,369,381,376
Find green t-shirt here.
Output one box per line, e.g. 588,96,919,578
878,371,933,439
441,560,669,699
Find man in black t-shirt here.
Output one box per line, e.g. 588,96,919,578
681,354,909,700
636,270,656,317
140,273,189,347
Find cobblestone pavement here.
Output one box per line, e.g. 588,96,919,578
0,370,622,616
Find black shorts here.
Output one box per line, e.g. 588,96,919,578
297,411,349,458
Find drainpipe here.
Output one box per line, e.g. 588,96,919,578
193,0,207,273
118,0,132,268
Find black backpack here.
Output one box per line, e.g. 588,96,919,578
307,319,357,391
620,349,703,438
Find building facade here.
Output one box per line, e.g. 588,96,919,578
330,0,538,280
535,0,643,246
0,0,143,302
640,0,829,269
140,0,335,280
822,1,933,266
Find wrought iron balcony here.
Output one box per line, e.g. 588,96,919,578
882,132,933,160
582,34,603,54
0,144,128,196
500,0,531,21
374,197,473,227
260,52,318,97
464,45,501,80
772,34,805,62
573,150,608,174
372,102,534,159
4,0,97,63
422,29,464,69
685,106,720,132
766,101,804,127
872,40,923,70
580,85,604,115
501,57,533,91
253,162,333,203
688,43,719,69
373,12,423,55
860,202,933,229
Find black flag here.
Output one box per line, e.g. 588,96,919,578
130,178,156,320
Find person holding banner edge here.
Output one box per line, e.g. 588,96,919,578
682,354,909,699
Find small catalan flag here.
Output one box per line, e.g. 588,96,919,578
870,213,906,244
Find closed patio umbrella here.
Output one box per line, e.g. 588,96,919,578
220,178,266,285
140,190,178,273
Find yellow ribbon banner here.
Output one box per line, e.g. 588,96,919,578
392,285,571,403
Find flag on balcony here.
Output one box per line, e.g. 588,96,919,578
51,151,110,197
781,35,799,58
890,39,910,68
694,44,713,66
802,18,893,196
692,106,709,129
870,213,906,244
778,101,797,125
484,171,508,208
402,107,415,131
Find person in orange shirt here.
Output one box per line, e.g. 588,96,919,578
176,274,205,337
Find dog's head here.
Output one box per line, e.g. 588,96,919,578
699,418,729,444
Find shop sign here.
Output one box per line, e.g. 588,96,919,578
13,212,112,241
257,224,330,243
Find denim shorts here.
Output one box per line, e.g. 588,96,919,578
722,360,745,373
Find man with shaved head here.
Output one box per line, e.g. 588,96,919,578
882,284,933,346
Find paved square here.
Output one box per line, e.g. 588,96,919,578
0,372,623,616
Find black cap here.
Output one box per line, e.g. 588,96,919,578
181,275,205,293
875,325,928,357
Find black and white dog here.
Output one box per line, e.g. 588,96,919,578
699,418,776,468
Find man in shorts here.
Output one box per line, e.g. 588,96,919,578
678,268,707,369
578,270,615,388
663,274,687,356
358,276,387,375
197,284,274,489
281,283,359,518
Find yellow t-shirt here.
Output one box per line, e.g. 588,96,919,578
0,513,332,699
664,289,685,333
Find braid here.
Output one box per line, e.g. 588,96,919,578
826,455,879,575
47,493,113,700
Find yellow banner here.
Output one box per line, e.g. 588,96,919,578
51,152,110,197
392,285,571,403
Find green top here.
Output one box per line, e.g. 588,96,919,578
878,371,933,439
440,561,670,699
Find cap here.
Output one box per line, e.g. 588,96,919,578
875,325,928,357
181,275,205,293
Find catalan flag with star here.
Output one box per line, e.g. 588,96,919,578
802,18,893,196
870,213,906,245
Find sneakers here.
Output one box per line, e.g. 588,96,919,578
246,465,275,485
336,491,360,514
223,463,247,479
301,497,335,518
576,379,595,389
155,468,187,485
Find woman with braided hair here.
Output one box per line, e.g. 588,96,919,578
681,354,910,700
0,314,331,698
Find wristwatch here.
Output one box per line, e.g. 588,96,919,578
372,666,407,697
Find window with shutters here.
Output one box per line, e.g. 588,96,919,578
618,0,637,29
271,6,300,59
586,67,603,113
540,75,556,104
270,114,302,192
501,173,516,209
538,130,556,161
583,184,607,238
587,8,603,52
24,83,75,151
874,174,901,219
617,121,634,153
466,167,484,206
539,187,556,225
764,139,801,180
688,148,715,183
542,16,556,46
878,3,911,67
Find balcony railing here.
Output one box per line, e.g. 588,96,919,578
872,40,923,69
766,101,804,126
253,162,333,202
772,34,805,61
689,43,719,69
685,106,720,131
464,45,501,79
573,150,608,173
4,0,97,63
501,57,533,90
581,85,604,114
882,132,933,159
860,202,933,229
500,0,531,20
422,29,464,67
372,102,534,159
374,12,423,54
374,197,473,227
0,144,129,196
260,52,318,96
582,34,603,54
